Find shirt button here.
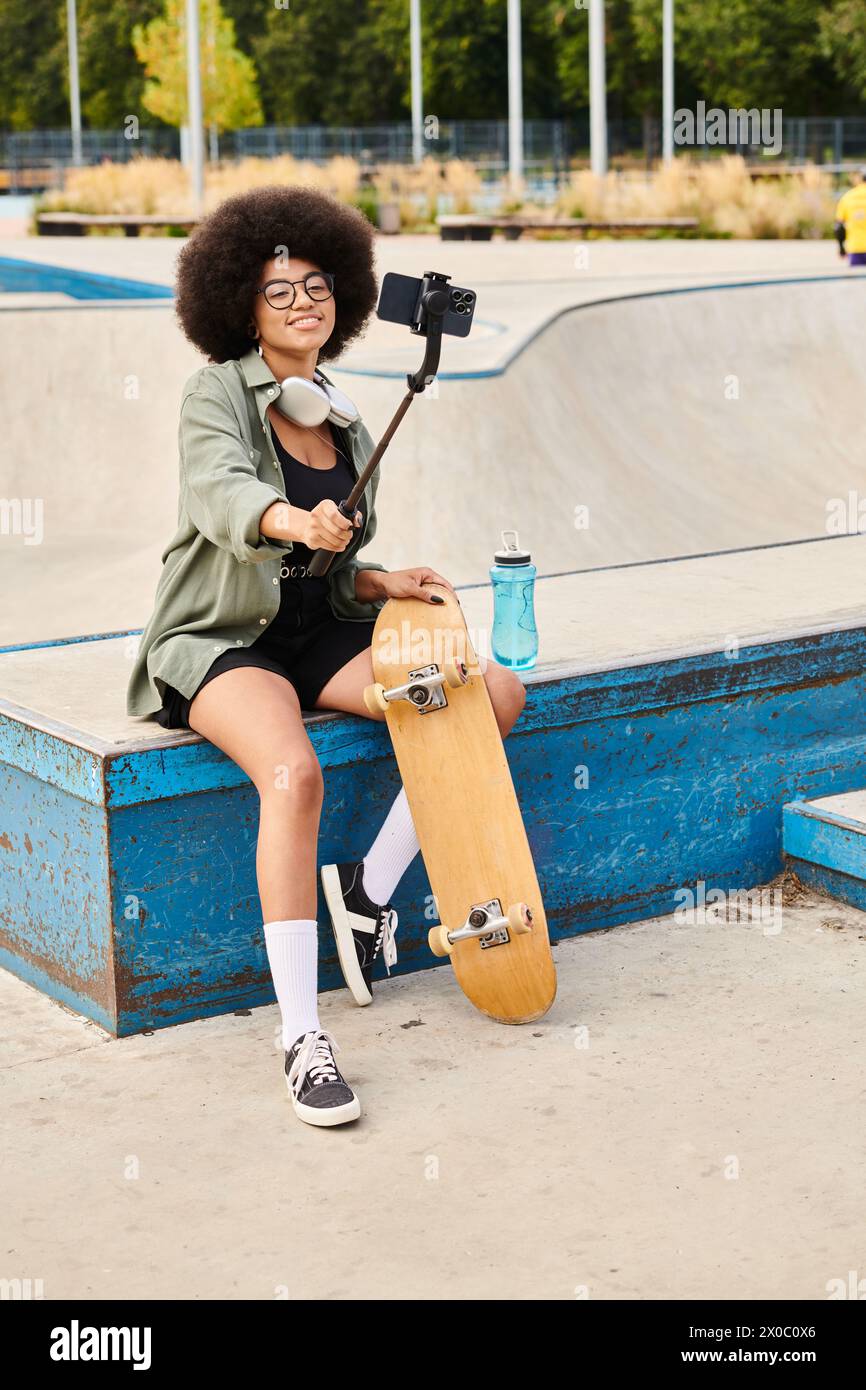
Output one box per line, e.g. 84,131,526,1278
259,618,267,625
267,387,276,396
235,639,243,645
213,644,222,651
272,577,279,585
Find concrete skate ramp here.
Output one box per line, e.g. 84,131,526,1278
1,275,864,646
355,275,866,589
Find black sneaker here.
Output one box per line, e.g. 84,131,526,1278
284,1029,361,1126
320,860,398,1006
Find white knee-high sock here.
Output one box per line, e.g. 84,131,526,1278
263,919,320,1050
361,785,421,906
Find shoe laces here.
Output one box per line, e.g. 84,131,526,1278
374,907,399,974
288,1029,341,1093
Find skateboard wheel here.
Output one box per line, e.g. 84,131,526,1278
363,682,389,715
428,925,454,958
443,659,468,688
506,902,533,935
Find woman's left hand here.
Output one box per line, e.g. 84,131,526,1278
377,567,457,603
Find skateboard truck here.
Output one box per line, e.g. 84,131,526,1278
428,899,534,958
363,659,469,717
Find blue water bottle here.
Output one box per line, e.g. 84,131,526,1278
490,529,538,670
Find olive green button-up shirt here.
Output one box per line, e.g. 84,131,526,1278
126,347,389,719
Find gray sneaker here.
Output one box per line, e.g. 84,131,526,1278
284,1029,361,1127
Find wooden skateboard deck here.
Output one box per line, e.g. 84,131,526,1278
366,583,556,1023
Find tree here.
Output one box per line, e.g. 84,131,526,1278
0,0,864,136
253,0,563,126
631,0,842,116
252,0,407,126
0,0,166,131
218,0,269,58
819,1,866,102
551,0,659,120
132,0,263,132
78,1,164,128
0,1,66,128
422,0,561,121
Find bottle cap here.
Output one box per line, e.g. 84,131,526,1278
494,529,531,565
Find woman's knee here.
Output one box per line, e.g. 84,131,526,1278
484,662,526,728
256,749,324,803
188,669,323,799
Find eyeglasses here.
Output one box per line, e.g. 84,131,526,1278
255,271,335,310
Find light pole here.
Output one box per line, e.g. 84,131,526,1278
410,0,423,164
66,0,82,166
507,0,524,192
185,0,205,212
588,0,607,176
662,0,674,163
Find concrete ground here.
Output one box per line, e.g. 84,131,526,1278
2,878,863,1301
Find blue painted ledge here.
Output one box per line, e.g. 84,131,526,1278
2,624,866,1035
783,796,866,911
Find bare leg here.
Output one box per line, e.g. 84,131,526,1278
188,667,323,922
314,645,527,735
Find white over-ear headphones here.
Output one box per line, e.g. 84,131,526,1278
257,347,359,428
276,374,359,428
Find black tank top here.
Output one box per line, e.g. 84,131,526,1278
267,421,364,636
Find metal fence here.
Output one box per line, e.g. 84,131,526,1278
779,117,866,165
3,117,866,194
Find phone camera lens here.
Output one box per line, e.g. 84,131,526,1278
448,289,473,315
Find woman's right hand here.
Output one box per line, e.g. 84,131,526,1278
301,499,363,552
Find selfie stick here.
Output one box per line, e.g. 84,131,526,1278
307,271,452,579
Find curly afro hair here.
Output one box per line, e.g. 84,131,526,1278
174,184,378,364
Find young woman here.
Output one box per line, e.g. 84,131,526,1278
127,185,526,1128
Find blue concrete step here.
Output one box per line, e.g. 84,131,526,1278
783,792,866,910
4,620,866,1035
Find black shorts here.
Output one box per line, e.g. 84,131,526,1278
155,596,377,730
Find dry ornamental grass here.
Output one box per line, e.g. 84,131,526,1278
37,152,840,239
551,156,837,239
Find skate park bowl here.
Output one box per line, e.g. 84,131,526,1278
2,268,866,643
2,251,866,1031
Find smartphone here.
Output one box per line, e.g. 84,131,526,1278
377,271,476,338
